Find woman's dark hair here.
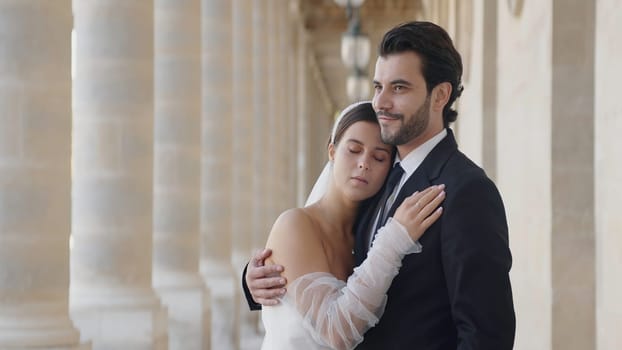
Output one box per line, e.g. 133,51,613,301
331,102,378,146
379,21,464,127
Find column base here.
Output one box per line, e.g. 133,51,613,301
1,344,91,350
201,265,236,350
72,306,167,350
0,311,87,349
233,267,264,350
238,299,264,350
156,282,211,350
71,291,168,350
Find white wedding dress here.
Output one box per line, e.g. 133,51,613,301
261,219,422,350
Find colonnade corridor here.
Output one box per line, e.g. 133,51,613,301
1,0,323,349
0,1,620,350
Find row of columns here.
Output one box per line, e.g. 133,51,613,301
448,0,622,349
0,0,334,349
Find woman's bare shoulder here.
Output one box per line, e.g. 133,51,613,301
265,208,330,283
273,207,316,229
266,208,321,252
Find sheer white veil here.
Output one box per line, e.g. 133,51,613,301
304,100,373,206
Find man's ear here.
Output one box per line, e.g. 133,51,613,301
328,143,335,161
431,82,452,113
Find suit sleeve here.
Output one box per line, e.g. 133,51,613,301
441,175,516,349
242,263,262,311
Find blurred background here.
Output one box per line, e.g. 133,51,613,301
0,0,620,349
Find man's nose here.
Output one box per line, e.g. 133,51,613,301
373,88,392,112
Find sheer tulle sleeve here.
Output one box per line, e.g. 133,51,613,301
285,218,421,350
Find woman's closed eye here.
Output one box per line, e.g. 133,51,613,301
373,155,387,162
348,146,362,154
347,146,385,161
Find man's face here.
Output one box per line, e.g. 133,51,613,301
372,52,436,148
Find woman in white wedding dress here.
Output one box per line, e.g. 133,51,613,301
261,101,445,350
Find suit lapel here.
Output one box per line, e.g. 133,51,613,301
354,129,459,265
386,129,459,221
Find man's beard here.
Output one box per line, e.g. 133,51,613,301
379,96,431,146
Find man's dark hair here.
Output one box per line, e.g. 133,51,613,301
379,21,464,127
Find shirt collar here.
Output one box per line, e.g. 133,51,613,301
394,128,447,183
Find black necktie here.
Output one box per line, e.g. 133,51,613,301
372,162,405,240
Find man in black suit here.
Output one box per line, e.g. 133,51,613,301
243,21,515,349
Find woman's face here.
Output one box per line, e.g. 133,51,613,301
329,121,393,202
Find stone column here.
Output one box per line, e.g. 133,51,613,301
453,0,497,179
243,0,270,346
251,0,270,255
231,0,253,276
276,2,295,214
453,0,483,165
480,0,497,180
199,1,235,349
296,26,310,206
287,12,300,207
496,1,553,349
422,0,451,31
306,52,334,188
231,0,256,348
266,0,280,222
153,1,210,349
273,0,285,217
71,1,167,349
595,1,622,349
498,1,597,349
551,1,596,349
0,2,84,348
287,10,304,207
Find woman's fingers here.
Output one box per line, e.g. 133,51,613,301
407,186,437,203
393,184,446,238
415,187,445,220
416,206,443,237
403,185,444,212
398,184,445,231
410,185,443,203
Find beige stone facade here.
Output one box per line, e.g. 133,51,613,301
0,0,619,349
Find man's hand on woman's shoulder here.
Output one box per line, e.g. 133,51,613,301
246,248,287,306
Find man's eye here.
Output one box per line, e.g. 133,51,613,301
374,157,386,162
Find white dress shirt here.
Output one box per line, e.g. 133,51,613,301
368,128,448,248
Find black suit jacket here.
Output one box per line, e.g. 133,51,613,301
354,129,515,349
243,129,515,349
